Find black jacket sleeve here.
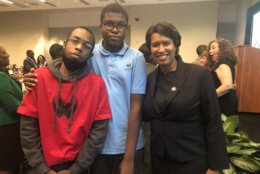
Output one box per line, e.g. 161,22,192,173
69,119,109,174
200,69,229,170
20,115,50,174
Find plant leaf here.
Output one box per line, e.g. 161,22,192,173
227,145,241,153
253,157,260,161
234,141,260,148
225,116,239,134
230,149,257,155
222,114,228,122
222,163,237,174
230,156,260,172
223,122,232,133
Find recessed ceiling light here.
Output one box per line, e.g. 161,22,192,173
39,0,46,2
0,0,13,4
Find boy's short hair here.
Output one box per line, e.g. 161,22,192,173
196,45,207,56
100,3,128,23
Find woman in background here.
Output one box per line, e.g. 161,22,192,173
143,22,229,174
209,38,238,116
0,44,24,174
37,54,47,68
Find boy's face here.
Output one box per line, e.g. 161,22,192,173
62,28,94,71
64,28,94,62
199,50,208,66
100,12,127,52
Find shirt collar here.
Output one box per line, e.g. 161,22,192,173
99,40,129,57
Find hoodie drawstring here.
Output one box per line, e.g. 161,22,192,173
68,76,76,132
53,78,61,129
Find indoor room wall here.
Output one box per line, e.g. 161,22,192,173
0,0,258,66
0,11,48,66
47,1,218,63
128,1,218,62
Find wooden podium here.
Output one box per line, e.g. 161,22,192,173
236,45,260,113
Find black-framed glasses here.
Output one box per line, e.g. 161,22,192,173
102,22,127,32
67,38,93,50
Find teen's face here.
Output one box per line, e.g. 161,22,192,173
199,51,208,66
209,41,219,62
64,28,94,62
100,12,127,52
150,33,176,67
0,46,10,67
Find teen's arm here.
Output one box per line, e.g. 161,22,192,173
20,116,55,174
120,94,143,174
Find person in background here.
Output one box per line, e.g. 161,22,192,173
7,64,14,75
19,66,24,74
49,43,63,60
209,38,238,116
196,44,212,69
23,50,37,74
37,55,48,68
139,43,157,74
17,27,111,174
12,64,19,73
0,44,24,174
143,21,229,174
138,42,157,174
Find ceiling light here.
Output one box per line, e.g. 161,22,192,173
0,0,13,4
39,0,46,2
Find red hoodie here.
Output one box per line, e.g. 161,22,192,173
18,66,111,166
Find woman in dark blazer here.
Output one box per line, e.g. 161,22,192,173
143,22,229,174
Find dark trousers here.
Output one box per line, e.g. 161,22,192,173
151,155,208,174
90,148,143,174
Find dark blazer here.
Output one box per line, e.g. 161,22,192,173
143,57,229,170
23,57,37,74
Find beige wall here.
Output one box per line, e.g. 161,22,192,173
0,0,258,66
129,1,218,62
0,11,48,66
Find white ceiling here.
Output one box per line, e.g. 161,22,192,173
0,0,216,12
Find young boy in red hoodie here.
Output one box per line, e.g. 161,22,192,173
18,27,111,174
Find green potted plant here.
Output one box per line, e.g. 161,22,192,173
221,114,260,174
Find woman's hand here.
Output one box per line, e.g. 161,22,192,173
205,169,219,174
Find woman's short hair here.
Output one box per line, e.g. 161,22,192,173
145,21,181,55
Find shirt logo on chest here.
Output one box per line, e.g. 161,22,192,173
125,63,132,70
52,96,78,119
